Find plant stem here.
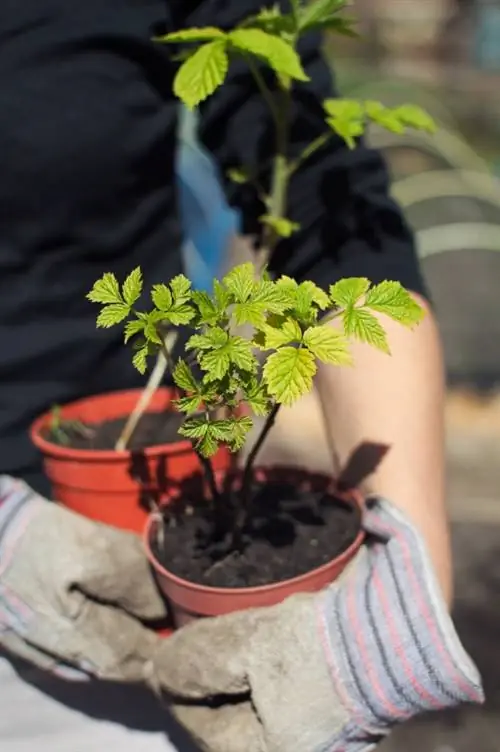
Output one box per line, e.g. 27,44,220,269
288,131,332,177
245,55,281,130
114,329,178,451
232,402,282,547
196,449,220,505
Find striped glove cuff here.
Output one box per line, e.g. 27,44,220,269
319,497,483,741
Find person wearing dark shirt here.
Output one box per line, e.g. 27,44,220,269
0,2,483,750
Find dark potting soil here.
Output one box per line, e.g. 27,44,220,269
43,411,184,451
152,480,361,589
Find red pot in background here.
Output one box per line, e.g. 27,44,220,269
30,387,232,534
144,466,365,628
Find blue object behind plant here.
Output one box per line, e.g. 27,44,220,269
175,107,240,291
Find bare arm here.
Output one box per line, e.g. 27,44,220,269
316,295,452,604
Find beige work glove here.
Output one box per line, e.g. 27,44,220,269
0,475,167,681
151,498,484,752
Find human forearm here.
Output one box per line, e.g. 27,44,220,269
316,295,452,604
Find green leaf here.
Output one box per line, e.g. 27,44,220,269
223,262,255,303
187,327,228,351
201,336,257,381
315,15,358,36
170,274,192,303
87,272,122,305
124,318,145,343
303,324,352,365
227,167,250,184
178,418,219,457
152,284,172,311
298,0,348,32
324,99,365,148
144,314,164,345
263,346,316,406
257,317,302,349
260,214,300,238
330,277,370,307
299,281,330,310
233,280,292,327
228,28,309,82
392,104,436,133
191,290,217,319
173,394,204,414
172,359,199,392
213,279,231,310
227,416,254,451
96,303,130,328
132,346,149,374
343,308,389,354
156,27,226,44
173,40,229,109
365,101,405,134
122,267,143,307
243,6,296,38
166,304,195,326
243,377,271,416
365,281,425,327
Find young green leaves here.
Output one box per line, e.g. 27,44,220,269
88,262,424,456
158,25,308,110
324,99,437,149
87,270,195,374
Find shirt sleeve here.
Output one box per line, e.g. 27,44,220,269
172,0,428,299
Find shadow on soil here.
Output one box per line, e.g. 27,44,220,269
382,520,500,752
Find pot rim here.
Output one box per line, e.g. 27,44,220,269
30,387,193,462
143,466,365,597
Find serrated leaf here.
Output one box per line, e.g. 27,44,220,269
223,262,255,303
257,318,302,349
132,346,149,374
173,359,199,392
244,378,271,416
170,274,192,303
243,5,296,37
299,281,330,310
330,277,370,307
298,0,348,32
192,290,219,324
228,28,309,82
392,104,436,134
124,318,145,343
173,395,204,414
87,272,122,305
174,40,229,109
157,27,226,44
187,327,228,351
343,308,389,354
122,267,143,306
263,346,316,406
260,214,300,238
365,281,425,327
96,303,130,328
324,98,365,148
228,416,254,451
233,280,292,327
365,101,405,134
316,15,358,36
152,284,173,311
144,314,164,345
178,418,219,457
303,325,352,365
167,304,196,326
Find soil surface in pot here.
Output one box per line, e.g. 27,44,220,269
44,411,184,451
152,479,361,588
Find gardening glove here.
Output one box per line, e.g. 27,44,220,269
151,497,484,752
0,475,167,681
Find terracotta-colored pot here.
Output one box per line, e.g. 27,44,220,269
30,388,232,534
144,466,365,628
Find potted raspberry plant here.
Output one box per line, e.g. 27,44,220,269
32,0,435,547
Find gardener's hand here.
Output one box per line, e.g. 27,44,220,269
152,498,484,752
0,475,167,681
